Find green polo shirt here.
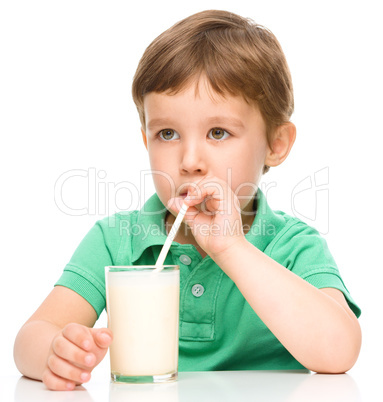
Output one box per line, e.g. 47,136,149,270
55,190,361,371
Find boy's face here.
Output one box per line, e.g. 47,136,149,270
141,77,271,217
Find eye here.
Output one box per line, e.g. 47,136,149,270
158,129,180,141
208,128,230,141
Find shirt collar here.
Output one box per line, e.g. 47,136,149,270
244,189,286,252
131,193,169,263
131,189,285,263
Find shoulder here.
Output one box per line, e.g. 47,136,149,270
66,211,140,265
271,212,324,246
265,211,336,271
96,210,139,231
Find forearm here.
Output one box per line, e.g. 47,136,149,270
14,320,61,380
212,239,361,373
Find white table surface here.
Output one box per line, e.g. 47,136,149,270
1,368,378,402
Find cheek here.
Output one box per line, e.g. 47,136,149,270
153,174,177,197
148,151,178,201
229,145,266,204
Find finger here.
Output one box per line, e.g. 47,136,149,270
202,196,224,214
183,207,202,227
52,335,96,369
186,182,226,208
62,323,93,351
47,354,91,385
42,367,77,391
91,328,113,349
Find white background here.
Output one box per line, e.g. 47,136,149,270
1,0,382,399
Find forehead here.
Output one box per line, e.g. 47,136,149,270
143,76,261,127
144,75,227,106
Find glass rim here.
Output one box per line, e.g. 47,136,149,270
105,265,179,273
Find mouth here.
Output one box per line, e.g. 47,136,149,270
178,185,193,198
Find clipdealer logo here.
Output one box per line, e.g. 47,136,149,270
54,167,330,234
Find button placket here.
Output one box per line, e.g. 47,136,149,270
179,258,224,341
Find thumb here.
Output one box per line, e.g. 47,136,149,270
91,328,113,349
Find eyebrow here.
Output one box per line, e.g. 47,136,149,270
146,118,174,131
146,116,245,131
205,116,245,129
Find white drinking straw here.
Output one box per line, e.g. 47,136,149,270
154,200,189,271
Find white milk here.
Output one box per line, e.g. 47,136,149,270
106,269,179,377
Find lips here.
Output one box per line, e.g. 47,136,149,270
178,186,193,198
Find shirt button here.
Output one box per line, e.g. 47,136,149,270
192,284,205,297
179,254,192,265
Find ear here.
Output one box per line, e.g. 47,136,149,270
141,128,148,150
265,122,296,168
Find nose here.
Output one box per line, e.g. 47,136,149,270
180,140,207,175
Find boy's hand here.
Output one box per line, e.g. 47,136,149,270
42,323,113,391
168,175,248,260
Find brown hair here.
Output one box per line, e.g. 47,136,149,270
132,10,294,173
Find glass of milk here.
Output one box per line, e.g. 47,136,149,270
105,265,180,383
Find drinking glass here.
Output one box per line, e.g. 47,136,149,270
105,265,180,383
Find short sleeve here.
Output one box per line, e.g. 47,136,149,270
55,214,125,317
266,219,361,318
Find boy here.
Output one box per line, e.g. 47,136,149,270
14,10,361,391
